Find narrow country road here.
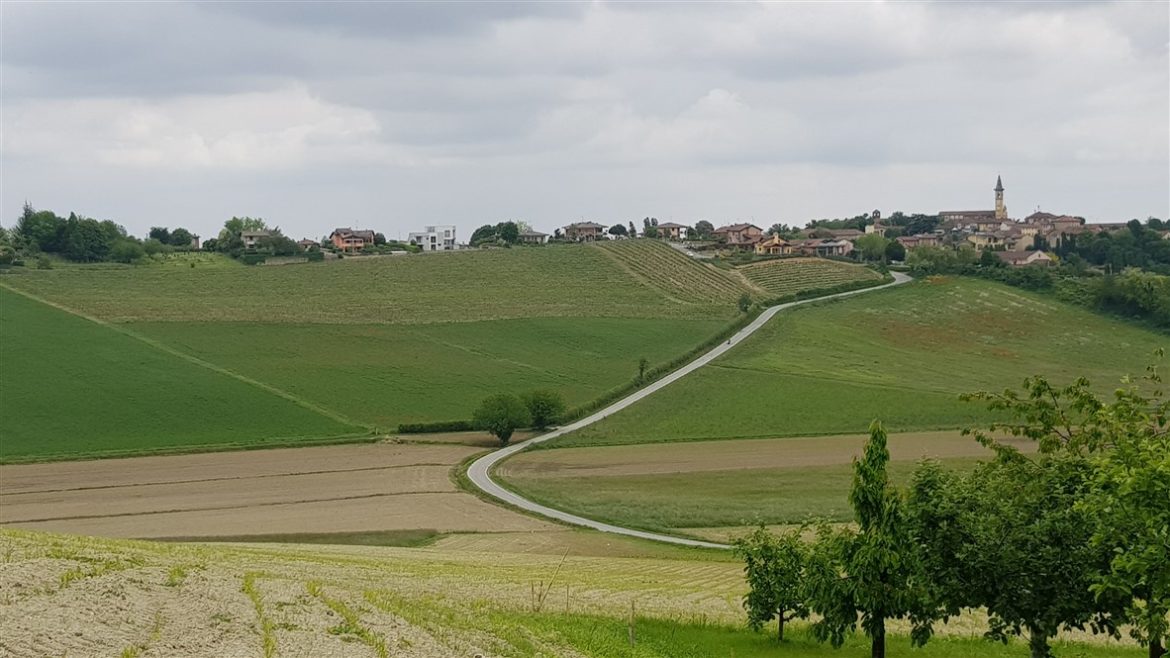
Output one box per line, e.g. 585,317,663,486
467,271,913,550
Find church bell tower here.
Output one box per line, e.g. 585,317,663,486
994,175,1007,220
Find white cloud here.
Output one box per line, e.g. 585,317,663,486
7,86,393,170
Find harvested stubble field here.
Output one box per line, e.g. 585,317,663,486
0,529,1139,657
560,276,1169,448
739,257,884,297
499,431,1035,535
0,442,553,539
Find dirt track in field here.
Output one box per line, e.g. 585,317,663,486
0,442,553,538
499,431,1035,479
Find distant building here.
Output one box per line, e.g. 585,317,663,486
755,235,792,255
563,222,606,242
407,225,457,251
895,234,941,251
518,230,549,245
828,228,864,240
241,230,270,249
790,238,854,257
940,175,1008,224
656,222,690,241
297,239,319,251
330,228,376,252
712,223,764,250
865,210,887,237
996,250,1052,267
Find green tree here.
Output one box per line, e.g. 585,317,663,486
964,361,1169,657
472,394,531,446
608,223,628,237
628,221,637,238
109,239,146,264
806,422,933,658
522,390,565,430
637,357,649,384
734,526,809,642
884,239,906,262
855,234,889,262
149,226,171,243
737,293,752,313
694,220,714,239
497,221,520,245
17,206,65,253
143,238,173,256
470,224,497,245
373,232,387,245
168,227,195,248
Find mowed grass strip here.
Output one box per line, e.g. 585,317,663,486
131,317,726,428
1,243,746,324
0,288,358,461
499,432,992,532
561,276,1169,447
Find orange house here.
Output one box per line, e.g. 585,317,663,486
330,228,376,252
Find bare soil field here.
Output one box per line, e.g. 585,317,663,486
500,430,1032,479
0,442,553,539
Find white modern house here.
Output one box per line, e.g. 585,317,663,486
407,225,458,251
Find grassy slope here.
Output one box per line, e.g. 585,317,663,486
1,242,749,455
133,317,725,427
0,529,1139,657
562,276,1168,447
3,243,741,324
0,288,357,461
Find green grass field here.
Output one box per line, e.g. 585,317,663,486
500,457,978,533
0,288,358,461
559,276,1168,447
131,316,725,427
0,241,764,459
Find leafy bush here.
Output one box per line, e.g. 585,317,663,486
396,420,475,434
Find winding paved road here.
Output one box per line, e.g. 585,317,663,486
467,272,913,549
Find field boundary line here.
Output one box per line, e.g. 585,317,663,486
0,283,367,430
467,272,913,550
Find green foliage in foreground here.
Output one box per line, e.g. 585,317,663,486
0,287,357,461
560,278,1168,447
371,590,1142,658
737,364,1169,658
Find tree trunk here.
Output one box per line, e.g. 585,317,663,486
1150,637,1165,658
777,612,785,643
871,618,885,658
1029,628,1051,658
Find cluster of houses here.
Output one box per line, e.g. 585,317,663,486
272,177,1150,267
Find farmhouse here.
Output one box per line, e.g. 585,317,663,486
518,230,549,244
407,225,457,251
656,222,690,241
755,235,792,255
996,250,1052,267
330,228,376,252
791,238,853,257
240,230,270,249
712,223,763,250
895,234,941,251
297,239,319,251
563,222,606,242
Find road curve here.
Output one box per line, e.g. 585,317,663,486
466,271,913,550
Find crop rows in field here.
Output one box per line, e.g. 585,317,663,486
591,240,751,305
738,258,881,297
3,244,740,324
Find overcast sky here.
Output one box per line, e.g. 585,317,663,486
3,1,1167,240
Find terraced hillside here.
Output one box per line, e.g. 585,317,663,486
0,530,1137,657
739,257,883,297
591,239,754,303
